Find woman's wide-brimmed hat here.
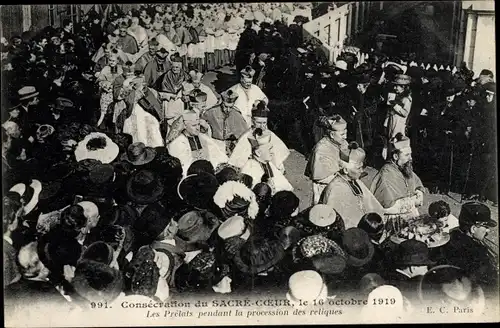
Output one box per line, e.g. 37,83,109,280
286,270,327,304
418,265,484,308
126,170,164,205
9,179,42,215
133,202,179,245
218,215,250,240
177,172,219,210
80,241,115,265
233,236,285,275
176,210,220,244
87,163,116,190
72,260,124,302
124,245,161,298
269,190,300,219
37,180,72,213
120,142,156,166
174,251,226,292
394,239,436,267
293,234,347,274
341,228,375,267
74,132,120,164
37,236,82,276
213,181,259,219
308,204,338,227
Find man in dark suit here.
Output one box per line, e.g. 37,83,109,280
352,72,383,158
431,87,460,194
10,86,40,141
4,241,72,317
235,20,259,73
441,202,498,289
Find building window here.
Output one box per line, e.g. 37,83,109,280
69,5,79,26
336,18,341,42
324,24,331,45
48,4,55,26
364,2,369,25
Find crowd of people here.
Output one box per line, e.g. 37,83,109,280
2,2,498,322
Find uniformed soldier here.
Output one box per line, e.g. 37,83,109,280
441,202,498,289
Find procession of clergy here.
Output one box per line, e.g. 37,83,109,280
134,61,420,223
3,2,499,322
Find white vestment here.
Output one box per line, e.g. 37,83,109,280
228,129,290,170
241,159,293,195
128,26,149,50
156,34,178,54
167,134,229,176
123,103,164,148
226,83,268,127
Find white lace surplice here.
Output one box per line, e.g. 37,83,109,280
123,103,164,148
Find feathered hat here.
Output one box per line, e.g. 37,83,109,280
213,181,259,219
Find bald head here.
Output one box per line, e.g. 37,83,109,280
18,241,49,279
77,201,100,231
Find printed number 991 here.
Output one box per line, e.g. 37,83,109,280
373,298,396,306
90,302,110,309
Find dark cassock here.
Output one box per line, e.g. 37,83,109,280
313,67,338,116
89,21,105,50
411,78,443,184
117,32,139,55
157,66,190,95
287,22,303,48
156,57,190,127
189,23,204,73
235,24,259,73
143,49,172,88
406,74,429,179
135,38,159,72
